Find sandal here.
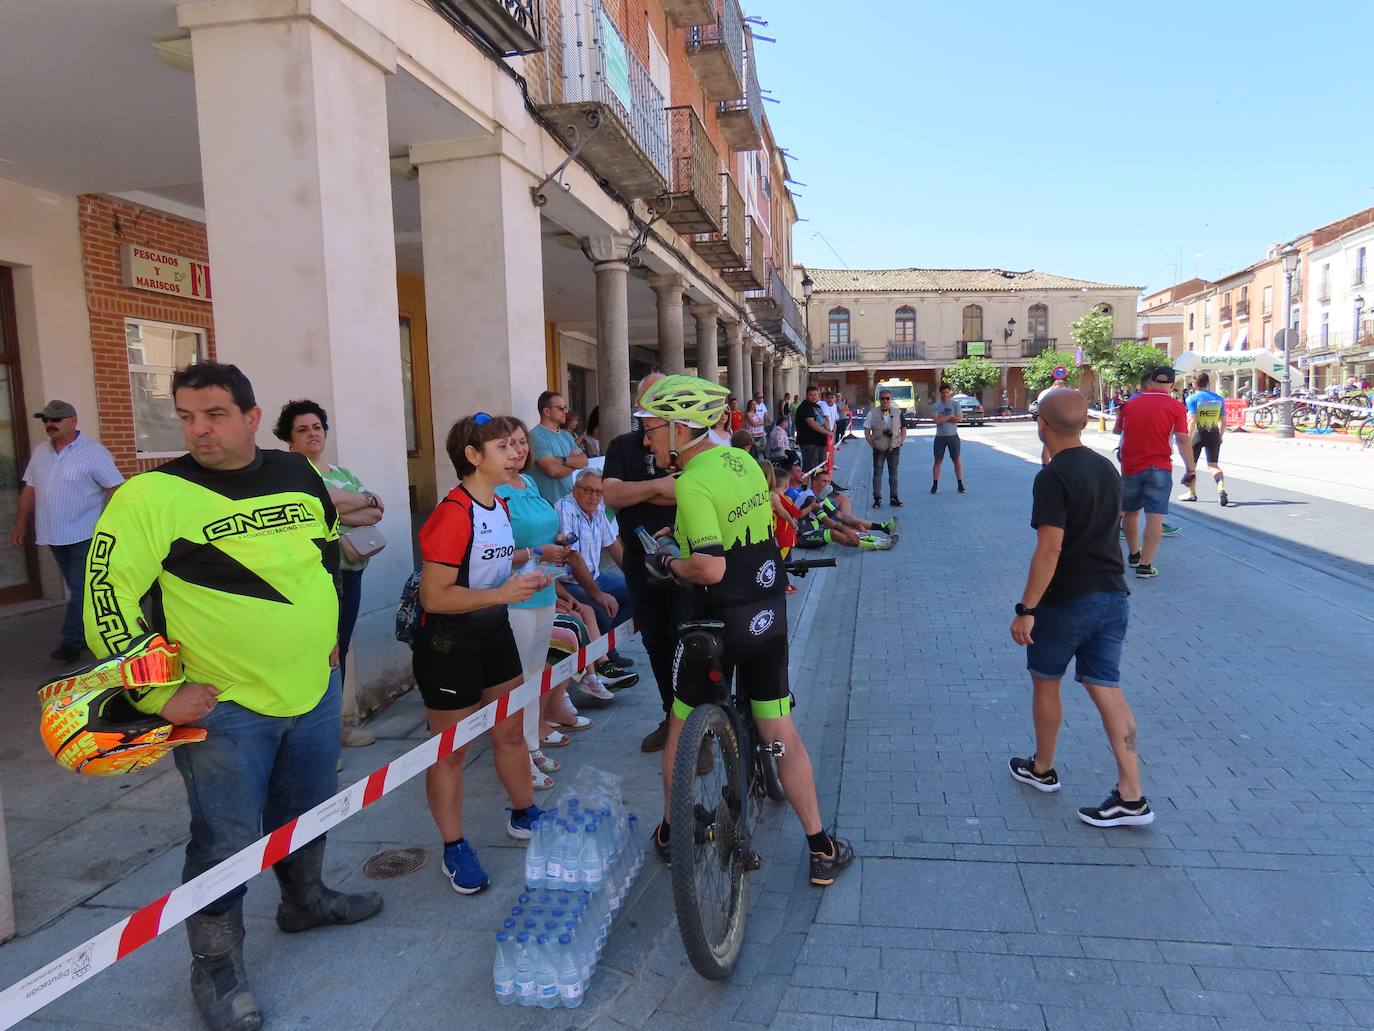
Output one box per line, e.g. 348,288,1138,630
554,714,593,732
531,749,561,773
541,729,571,748
530,758,555,791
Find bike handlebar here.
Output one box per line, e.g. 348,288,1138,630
784,558,836,576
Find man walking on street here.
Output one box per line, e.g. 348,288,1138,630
865,388,906,506
793,384,831,473
529,390,588,506
603,373,697,752
1179,372,1230,507
1008,388,1154,828
85,362,381,1031
10,400,123,661
1114,366,1195,578
930,383,965,494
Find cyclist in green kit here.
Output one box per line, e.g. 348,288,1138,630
634,374,853,887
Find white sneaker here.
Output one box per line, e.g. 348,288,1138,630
580,676,615,702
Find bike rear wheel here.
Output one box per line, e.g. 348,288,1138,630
669,703,749,980
1360,418,1374,449
1253,407,1274,428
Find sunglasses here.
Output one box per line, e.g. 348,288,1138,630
474,412,494,425
40,416,69,424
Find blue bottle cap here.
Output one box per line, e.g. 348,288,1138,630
536,934,550,945
497,931,509,942
517,932,530,943
503,918,516,930
559,934,572,945
510,906,524,917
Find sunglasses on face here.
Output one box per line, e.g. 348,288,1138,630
40,417,69,424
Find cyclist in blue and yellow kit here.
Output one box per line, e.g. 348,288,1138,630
635,375,853,886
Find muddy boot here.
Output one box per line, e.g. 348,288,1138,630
186,899,263,1031
274,838,383,933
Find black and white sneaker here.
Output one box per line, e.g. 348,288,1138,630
1077,789,1154,828
1009,755,1060,793
1127,551,1141,568
596,662,638,688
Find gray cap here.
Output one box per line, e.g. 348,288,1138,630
34,400,77,420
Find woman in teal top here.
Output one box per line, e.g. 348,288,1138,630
497,418,589,790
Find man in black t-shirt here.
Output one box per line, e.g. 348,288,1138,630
603,373,698,752
1006,389,1154,829
793,384,831,473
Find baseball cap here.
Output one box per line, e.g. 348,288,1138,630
34,400,77,420
1149,366,1176,384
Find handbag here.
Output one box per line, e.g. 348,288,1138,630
339,524,388,563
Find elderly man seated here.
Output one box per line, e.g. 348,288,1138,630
554,468,636,672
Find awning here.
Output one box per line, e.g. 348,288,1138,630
1174,349,1300,378
1236,326,1249,350
1220,330,1232,351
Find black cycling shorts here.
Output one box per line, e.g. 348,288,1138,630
672,600,791,719
412,619,522,710
1191,430,1221,465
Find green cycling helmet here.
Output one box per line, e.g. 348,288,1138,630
634,374,730,429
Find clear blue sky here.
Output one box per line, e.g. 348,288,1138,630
751,1,1372,295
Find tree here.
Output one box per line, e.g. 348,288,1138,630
1023,349,1082,393
942,356,1001,396
1101,342,1168,391
1070,309,1117,369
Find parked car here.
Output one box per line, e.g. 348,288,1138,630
952,393,985,426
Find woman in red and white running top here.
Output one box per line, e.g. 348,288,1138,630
414,413,550,895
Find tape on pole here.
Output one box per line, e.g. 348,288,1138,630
0,617,632,1028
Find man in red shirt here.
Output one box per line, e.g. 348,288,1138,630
1113,366,1195,578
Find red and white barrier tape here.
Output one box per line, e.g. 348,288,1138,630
0,618,637,1028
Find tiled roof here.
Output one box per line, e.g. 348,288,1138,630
805,267,1141,294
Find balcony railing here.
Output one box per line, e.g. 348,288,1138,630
1236,299,1249,318
957,339,991,358
690,172,746,269
426,0,543,55
662,106,722,235
1020,337,1056,357
886,341,926,361
686,0,744,101
721,215,766,290
1318,282,1331,302
745,259,806,351
1219,305,1232,323
820,343,858,363
542,0,669,197
717,44,763,151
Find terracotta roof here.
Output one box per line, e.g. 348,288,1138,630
804,267,1142,294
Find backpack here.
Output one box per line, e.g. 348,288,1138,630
394,565,422,645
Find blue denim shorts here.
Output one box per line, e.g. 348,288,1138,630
1026,591,1129,688
1121,467,1171,515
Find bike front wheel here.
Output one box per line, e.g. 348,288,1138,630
1253,407,1274,429
669,703,749,980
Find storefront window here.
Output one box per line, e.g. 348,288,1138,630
125,319,204,455
399,315,418,455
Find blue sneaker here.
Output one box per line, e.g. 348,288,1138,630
507,804,547,841
442,840,488,895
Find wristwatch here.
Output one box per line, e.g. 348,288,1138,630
1014,603,1037,617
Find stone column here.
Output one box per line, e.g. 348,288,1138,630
726,318,745,399
650,274,686,374
751,346,765,403
771,358,783,415
588,235,635,440
866,370,876,400
183,0,410,706
413,133,548,493
690,302,721,384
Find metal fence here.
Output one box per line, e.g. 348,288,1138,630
558,0,670,182
721,172,745,260
688,0,744,85
719,40,763,136
666,106,720,226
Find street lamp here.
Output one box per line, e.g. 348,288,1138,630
1276,244,1299,438
800,271,815,362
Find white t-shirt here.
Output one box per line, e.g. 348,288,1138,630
754,401,768,422
818,400,838,430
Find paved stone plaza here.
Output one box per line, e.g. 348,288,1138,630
2,428,1373,1029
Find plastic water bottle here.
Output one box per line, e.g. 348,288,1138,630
626,813,643,877
564,919,592,984
556,934,585,1007
513,932,536,1006
524,819,547,889
545,821,567,885
580,823,605,892
559,824,581,888
493,932,517,1005
533,934,560,1008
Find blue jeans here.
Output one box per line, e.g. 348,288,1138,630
50,539,91,649
1026,591,1130,688
563,570,633,636
337,569,364,681
173,677,341,914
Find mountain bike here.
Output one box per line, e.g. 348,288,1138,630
665,557,835,980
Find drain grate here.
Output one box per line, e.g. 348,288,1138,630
363,847,427,880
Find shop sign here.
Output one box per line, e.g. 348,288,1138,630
964,341,986,356
121,245,212,302
600,9,632,113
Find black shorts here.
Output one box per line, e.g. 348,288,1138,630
412,620,522,710
1191,430,1222,465
672,600,791,719
933,435,961,460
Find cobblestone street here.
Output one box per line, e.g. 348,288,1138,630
3,429,1373,1029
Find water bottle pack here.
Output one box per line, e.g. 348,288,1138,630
493,770,645,1008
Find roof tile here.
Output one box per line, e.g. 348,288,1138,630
805,267,1142,294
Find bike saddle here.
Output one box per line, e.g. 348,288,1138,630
678,619,726,634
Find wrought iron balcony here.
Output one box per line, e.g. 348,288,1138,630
717,45,763,152
1020,337,1056,357
690,173,746,269
659,0,714,27
1219,305,1232,323
426,0,543,56
1236,299,1249,318
819,342,859,363
886,341,926,361
721,215,766,290
662,106,722,235
957,339,991,358
746,260,807,351
686,0,744,102
538,0,669,199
